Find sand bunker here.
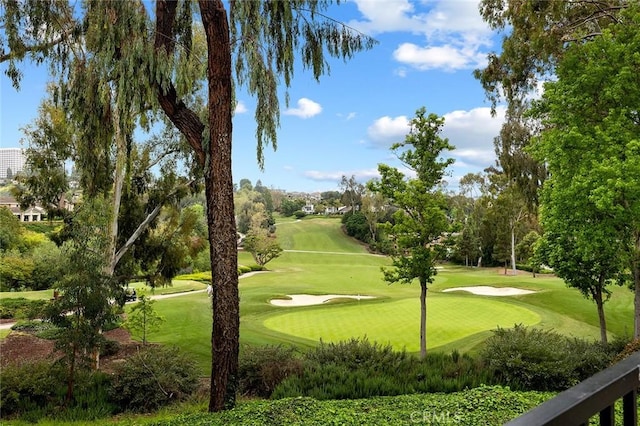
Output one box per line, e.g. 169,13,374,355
270,294,376,307
443,286,536,296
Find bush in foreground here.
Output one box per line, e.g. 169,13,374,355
238,344,303,397
482,324,623,391
272,338,494,400
109,345,199,413
0,361,114,422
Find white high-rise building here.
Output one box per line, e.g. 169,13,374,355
0,148,26,179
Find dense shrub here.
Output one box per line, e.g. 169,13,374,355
0,361,65,418
109,345,199,413
481,324,619,391
0,297,49,319
343,211,370,243
238,345,303,397
293,210,306,219
272,338,494,400
612,339,640,363
0,361,114,421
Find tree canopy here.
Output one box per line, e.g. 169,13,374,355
530,4,640,338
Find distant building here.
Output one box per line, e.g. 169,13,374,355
0,148,26,179
0,196,45,222
302,203,315,214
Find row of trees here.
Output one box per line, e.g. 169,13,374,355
474,0,640,344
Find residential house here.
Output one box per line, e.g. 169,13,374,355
0,196,46,222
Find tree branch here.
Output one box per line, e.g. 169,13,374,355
154,0,206,167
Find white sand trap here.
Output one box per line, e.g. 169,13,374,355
270,294,376,307
443,286,536,296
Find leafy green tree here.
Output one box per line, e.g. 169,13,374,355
242,230,282,267
343,210,370,243
2,0,374,411
125,293,165,345
516,231,540,265
234,184,271,235
0,251,34,291
476,0,628,109
44,199,120,403
280,198,306,217
474,1,627,214
254,180,274,213
12,98,73,219
530,5,640,338
369,107,453,359
0,207,23,252
30,240,65,290
361,189,386,243
493,184,529,275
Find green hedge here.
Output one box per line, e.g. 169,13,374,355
481,324,623,391
271,338,495,400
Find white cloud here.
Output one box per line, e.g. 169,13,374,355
284,98,322,119
393,43,487,72
304,168,380,183
441,106,506,168
337,111,357,121
365,106,505,171
347,0,425,35
234,101,248,114
349,0,494,72
366,115,411,147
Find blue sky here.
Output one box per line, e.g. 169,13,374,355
1,0,507,194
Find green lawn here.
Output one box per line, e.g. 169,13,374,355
138,217,636,374
2,216,636,376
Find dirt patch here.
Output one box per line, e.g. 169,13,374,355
0,332,59,368
0,327,145,373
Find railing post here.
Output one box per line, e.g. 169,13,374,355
623,388,638,426
600,404,614,426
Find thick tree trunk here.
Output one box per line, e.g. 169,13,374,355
200,0,239,412
155,0,239,412
419,279,427,360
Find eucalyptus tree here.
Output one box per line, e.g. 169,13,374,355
2,0,375,411
340,174,364,212
361,188,386,243
369,108,453,359
530,5,640,338
475,0,628,211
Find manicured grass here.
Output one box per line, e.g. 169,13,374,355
134,216,636,375
263,295,540,352
0,289,53,301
